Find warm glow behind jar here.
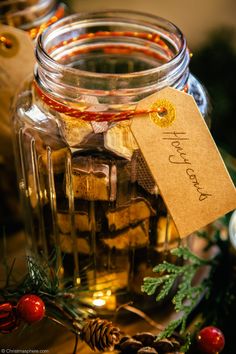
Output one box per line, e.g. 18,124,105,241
12,11,210,312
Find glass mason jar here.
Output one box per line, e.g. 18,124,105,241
12,11,210,312
0,0,67,230
0,0,67,39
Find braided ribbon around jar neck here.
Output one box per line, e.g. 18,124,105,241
34,81,188,122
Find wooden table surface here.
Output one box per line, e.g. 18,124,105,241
0,316,161,354
0,303,179,353
0,231,203,353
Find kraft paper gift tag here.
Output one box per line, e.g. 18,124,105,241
0,25,35,165
131,87,236,238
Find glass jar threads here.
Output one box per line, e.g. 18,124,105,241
12,11,210,311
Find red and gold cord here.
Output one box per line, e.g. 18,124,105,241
28,5,65,40
34,81,188,123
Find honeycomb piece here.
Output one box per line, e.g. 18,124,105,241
57,212,101,233
136,152,158,195
39,147,67,174
59,114,93,147
59,233,90,254
104,121,138,160
66,159,116,201
106,198,155,231
156,216,179,250
70,173,109,200
102,219,149,250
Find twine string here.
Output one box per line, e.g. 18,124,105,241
33,81,181,123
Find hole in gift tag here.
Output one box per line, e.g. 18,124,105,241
150,99,176,128
157,106,168,117
0,33,19,57
0,35,12,48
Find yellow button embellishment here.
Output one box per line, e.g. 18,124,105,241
0,32,19,58
149,98,176,128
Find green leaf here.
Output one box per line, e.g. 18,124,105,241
142,245,215,344
142,276,165,295
180,332,192,352
153,261,180,274
156,274,177,301
171,247,209,265
157,318,183,340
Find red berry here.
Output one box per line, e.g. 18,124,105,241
0,302,13,320
17,295,45,324
197,326,225,354
0,302,20,334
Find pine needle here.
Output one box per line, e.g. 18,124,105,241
142,246,212,340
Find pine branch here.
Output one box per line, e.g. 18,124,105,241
142,246,213,341
158,318,183,339
171,247,210,265
180,332,191,352
0,252,95,335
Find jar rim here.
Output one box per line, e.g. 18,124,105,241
36,10,188,80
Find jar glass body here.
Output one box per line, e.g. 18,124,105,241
12,11,210,311
0,0,67,229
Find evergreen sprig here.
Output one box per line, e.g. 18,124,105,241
0,253,96,334
142,246,211,340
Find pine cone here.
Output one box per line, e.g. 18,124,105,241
80,318,121,351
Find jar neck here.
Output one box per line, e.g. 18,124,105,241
35,11,190,106
0,0,61,30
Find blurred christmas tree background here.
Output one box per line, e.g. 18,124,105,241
191,28,236,158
